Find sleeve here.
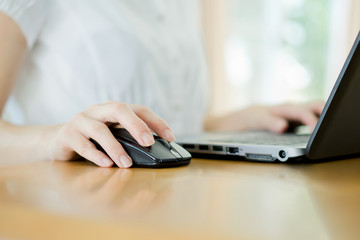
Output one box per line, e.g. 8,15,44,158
0,0,49,49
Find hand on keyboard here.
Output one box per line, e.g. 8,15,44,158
204,101,324,134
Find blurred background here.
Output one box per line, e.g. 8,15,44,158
201,0,360,115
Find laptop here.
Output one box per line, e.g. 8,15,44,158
176,31,360,162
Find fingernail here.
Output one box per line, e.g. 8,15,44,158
164,129,176,142
102,158,113,167
119,155,132,168
141,132,155,146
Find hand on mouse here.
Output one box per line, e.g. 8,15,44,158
46,101,176,168
204,101,324,133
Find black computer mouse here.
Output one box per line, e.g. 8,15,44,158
91,128,192,168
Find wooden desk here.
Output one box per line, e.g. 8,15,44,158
0,158,359,240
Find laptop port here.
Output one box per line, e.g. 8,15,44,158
246,153,273,161
199,145,209,151
182,144,195,149
212,145,223,152
279,150,287,159
226,147,239,154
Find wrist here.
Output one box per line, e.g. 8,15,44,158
37,124,64,161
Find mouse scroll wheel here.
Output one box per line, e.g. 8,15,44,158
158,139,172,150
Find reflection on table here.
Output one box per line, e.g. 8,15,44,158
1,157,360,240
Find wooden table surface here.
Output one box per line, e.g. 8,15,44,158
0,157,359,240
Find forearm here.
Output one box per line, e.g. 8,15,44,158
0,120,62,163
0,11,27,110
0,11,54,163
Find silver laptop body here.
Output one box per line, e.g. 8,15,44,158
177,131,309,162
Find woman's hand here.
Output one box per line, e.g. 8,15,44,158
205,101,325,133
47,101,176,168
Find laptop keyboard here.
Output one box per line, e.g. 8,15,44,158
206,132,311,146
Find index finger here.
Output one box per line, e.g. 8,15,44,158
84,102,155,147
129,104,176,142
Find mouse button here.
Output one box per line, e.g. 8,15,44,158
170,149,182,159
122,142,156,159
150,141,177,159
157,139,172,150
167,143,182,159
111,128,138,144
110,128,133,138
121,140,151,153
171,142,192,159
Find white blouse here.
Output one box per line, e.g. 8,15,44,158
0,0,209,135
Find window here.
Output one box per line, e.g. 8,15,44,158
225,0,330,111
202,0,359,115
